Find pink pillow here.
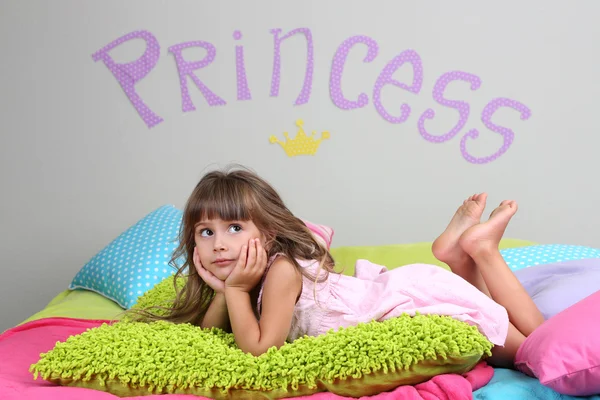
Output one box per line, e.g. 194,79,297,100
302,219,334,249
515,290,600,396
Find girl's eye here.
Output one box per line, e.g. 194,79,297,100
199,228,213,237
228,224,242,233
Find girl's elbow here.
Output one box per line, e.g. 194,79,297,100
247,348,268,357
244,340,285,357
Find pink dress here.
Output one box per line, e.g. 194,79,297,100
259,257,509,346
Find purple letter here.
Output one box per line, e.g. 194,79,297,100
461,98,532,164
168,41,227,112
270,28,314,105
330,36,379,110
418,71,482,142
234,30,251,101
91,30,162,128
373,49,423,123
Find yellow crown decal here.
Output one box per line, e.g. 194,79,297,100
270,119,330,157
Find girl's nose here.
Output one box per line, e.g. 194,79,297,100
213,238,227,252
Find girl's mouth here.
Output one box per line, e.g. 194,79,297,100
214,259,235,267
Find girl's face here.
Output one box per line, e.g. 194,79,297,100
194,218,267,281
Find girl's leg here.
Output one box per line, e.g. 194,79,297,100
433,196,543,367
459,201,545,337
487,324,526,368
432,193,491,297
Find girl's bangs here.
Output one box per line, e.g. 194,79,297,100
194,183,254,222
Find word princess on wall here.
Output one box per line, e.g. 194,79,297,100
92,29,531,164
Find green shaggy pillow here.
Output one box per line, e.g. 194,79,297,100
126,274,187,318
31,277,493,399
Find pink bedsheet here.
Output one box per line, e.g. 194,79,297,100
0,318,494,400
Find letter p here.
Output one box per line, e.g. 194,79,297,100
92,30,163,128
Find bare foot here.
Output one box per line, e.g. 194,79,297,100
459,200,518,258
432,193,488,265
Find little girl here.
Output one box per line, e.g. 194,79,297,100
145,166,544,368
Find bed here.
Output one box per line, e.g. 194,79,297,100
2,206,599,399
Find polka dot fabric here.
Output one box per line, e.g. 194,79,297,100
69,205,182,309
500,244,600,271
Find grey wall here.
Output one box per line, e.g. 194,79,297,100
2,0,599,333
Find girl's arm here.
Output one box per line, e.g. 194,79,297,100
200,292,230,332
225,257,302,356
193,246,231,331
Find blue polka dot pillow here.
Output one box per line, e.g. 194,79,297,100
69,205,182,309
500,244,600,271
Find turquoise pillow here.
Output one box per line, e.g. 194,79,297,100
500,244,600,271
69,205,181,309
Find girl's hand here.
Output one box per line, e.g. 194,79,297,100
194,247,225,293
225,238,267,293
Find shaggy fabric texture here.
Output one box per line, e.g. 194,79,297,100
30,315,492,398
124,275,186,320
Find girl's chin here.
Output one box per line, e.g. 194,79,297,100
215,269,234,281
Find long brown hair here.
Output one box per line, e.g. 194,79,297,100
134,165,335,325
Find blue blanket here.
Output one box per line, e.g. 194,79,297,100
474,368,600,400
